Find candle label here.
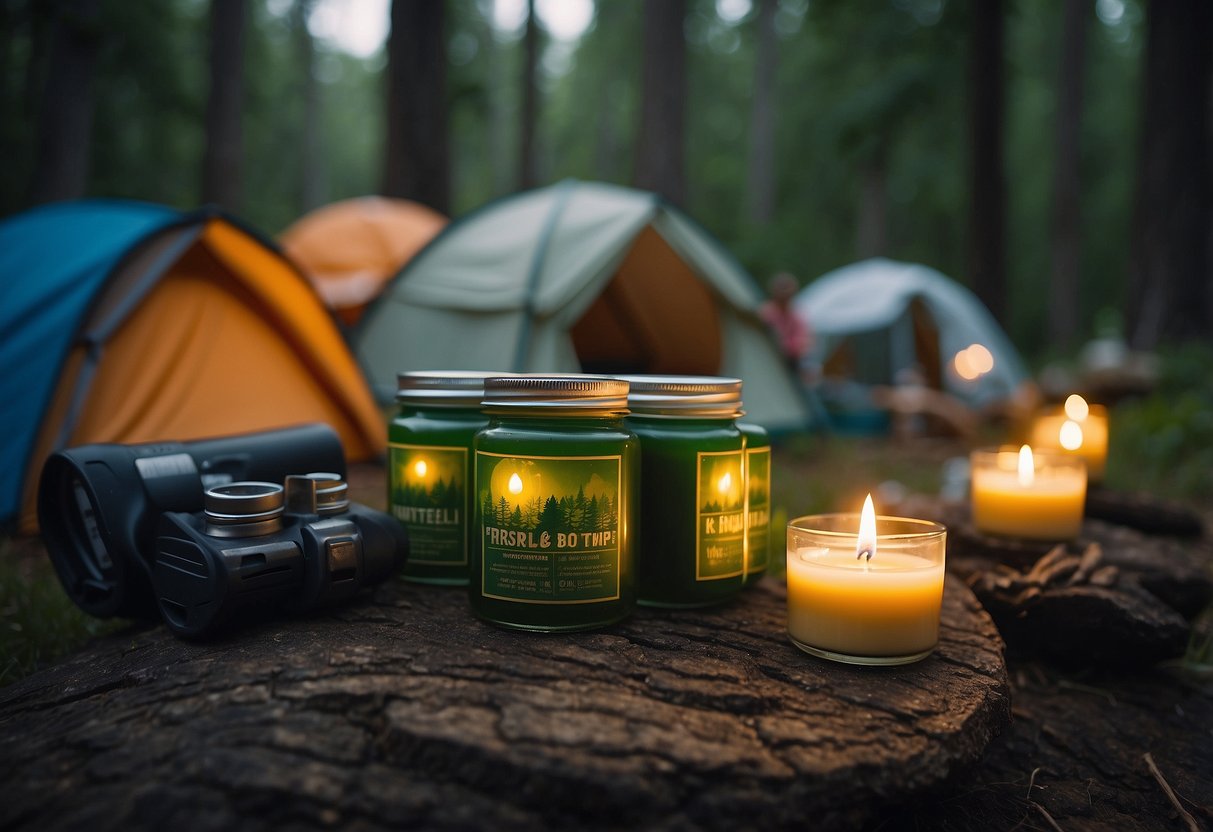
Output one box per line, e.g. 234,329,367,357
744,447,771,576
389,443,468,566
476,452,622,603
696,450,746,580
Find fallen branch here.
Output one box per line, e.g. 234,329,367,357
1143,752,1201,832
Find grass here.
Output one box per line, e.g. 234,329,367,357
0,539,121,687
2,347,1211,686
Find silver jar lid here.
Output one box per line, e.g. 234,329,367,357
396,370,510,407
481,374,629,413
619,375,743,418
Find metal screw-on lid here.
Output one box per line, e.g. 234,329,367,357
204,481,285,538
396,370,511,407
619,375,744,418
481,374,629,413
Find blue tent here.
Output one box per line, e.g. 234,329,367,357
0,199,388,532
0,201,184,526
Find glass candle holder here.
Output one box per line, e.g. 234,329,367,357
1028,403,1108,484
785,514,946,666
970,446,1087,540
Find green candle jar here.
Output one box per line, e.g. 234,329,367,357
740,421,771,586
389,371,502,585
470,375,638,632
622,375,746,608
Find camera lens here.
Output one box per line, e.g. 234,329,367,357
203,481,285,538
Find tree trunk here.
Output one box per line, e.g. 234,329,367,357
0,573,1010,831
967,0,1007,327
27,0,100,205
294,0,325,214
634,0,686,207
201,0,247,212
856,149,888,258
744,0,778,225
1048,0,1088,350
1126,0,1213,348
518,0,540,191
383,0,450,213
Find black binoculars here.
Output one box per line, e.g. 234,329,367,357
37,424,408,638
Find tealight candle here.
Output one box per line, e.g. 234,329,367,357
1028,394,1108,483
970,445,1087,540
786,496,946,666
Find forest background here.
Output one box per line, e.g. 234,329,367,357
3,0,1210,360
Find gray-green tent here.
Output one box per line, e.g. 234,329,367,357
356,181,811,431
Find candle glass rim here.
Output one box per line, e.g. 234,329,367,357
787,513,945,541
970,446,1087,470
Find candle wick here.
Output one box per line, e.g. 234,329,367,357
857,545,874,563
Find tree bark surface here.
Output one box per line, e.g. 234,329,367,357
634,0,687,207
0,576,1009,831
200,0,247,212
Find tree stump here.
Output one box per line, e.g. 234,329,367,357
0,576,1009,831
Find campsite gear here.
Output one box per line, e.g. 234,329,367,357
38,424,349,620
0,199,385,534
793,258,1030,428
390,371,503,585
471,375,637,631
623,376,746,608
280,196,447,326
153,473,408,639
355,180,812,432
740,421,772,585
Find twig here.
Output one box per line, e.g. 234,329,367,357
1025,766,1041,800
1143,752,1201,832
1031,800,1065,832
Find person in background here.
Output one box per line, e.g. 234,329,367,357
760,271,813,376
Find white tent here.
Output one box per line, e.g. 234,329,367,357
356,181,812,430
794,258,1028,406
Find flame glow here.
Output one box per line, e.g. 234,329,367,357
1059,420,1084,451
413,460,428,478
953,343,995,381
1018,445,1035,487
717,472,733,495
856,493,877,561
1064,394,1090,422
508,473,523,494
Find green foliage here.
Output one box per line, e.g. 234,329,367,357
0,540,121,687
1104,345,1213,500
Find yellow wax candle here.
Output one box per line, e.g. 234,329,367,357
970,445,1087,540
785,499,946,666
1029,395,1108,483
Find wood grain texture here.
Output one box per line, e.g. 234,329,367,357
0,576,1009,831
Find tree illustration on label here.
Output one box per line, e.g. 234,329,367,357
477,453,622,603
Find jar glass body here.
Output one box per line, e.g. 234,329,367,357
627,416,745,607
739,422,771,586
470,413,638,631
389,406,486,585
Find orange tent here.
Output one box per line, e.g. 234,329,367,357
280,196,447,325
0,201,386,532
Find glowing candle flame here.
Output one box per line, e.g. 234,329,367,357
856,493,877,562
1018,444,1035,487
413,460,428,478
717,472,732,494
1059,420,1084,451
508,473,523,494
1064,394,1089,422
